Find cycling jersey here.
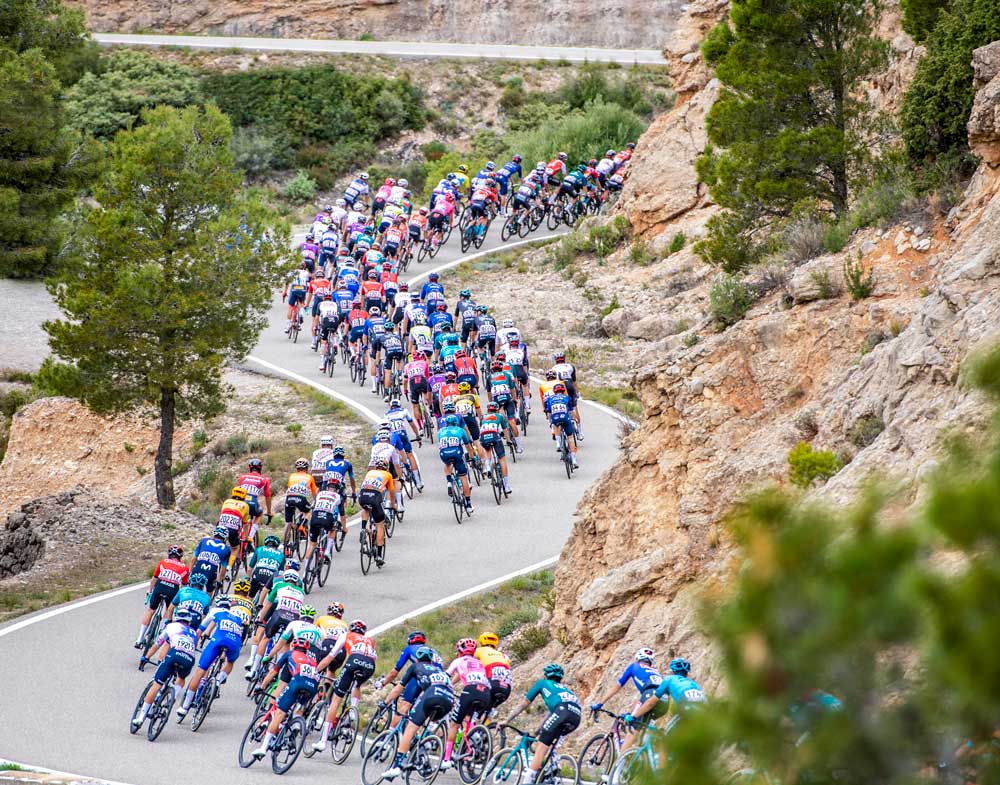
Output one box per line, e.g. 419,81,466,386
455,393,480,418
237,472,271,502
361,468,395,495
654,675,705,706
551,361,577,382
395,644,444,671
281,619,324,649
526,678,579,711
545,160,567,179
545,392,574,424
313,489,341,516
286,471,317,499
172,585,211,623
309,277,332,300
217,499,250,535
252,545,285,574
488,371,516,402
404,357,429,382
266,580,305,618
344,632,378,659
420,281,444,301
438,425,471,458
227,594,256,625
447,655,490,688
480,412,509,441
344,178,369,203
322,457,355,487
474,646,512,683
192,537,230,581
316,615,348,641
310,447,335,476
618,662,662,692
333,288,354,314
152,557,189,587
201,606,245,640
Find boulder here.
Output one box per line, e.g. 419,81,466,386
578,548,671,612
969,41,1000,167
601,307,634,338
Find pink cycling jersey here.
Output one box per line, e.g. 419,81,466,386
447,655,490,687
405,358,429,382
436,200,456,220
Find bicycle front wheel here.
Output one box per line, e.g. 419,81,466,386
362,729,399,785
361,701,394,755
577,733,616,785
407,733,444,785
482,747,524,785
238,714,268,768
608,748,648,785
541,753,579,785
332,706,359,764
458,724,494,784
360,529,373,575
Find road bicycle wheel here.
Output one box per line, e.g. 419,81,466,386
491,465,503,505
450,476,464,524
458,725,494,784
129,681,154,734
562,204,577,227
482,747,524,785
147,684,175,741
506,436,517,464
608,748,646,785
303,697,330,757
318,543,332,586
385,506,397,539
461,227,473,253
359,359,367,387
332,706,359,764
238,714,269,767
362,729,399,785
303,547,320,594
360,527,373,575
189,661,221,732
540,753,579,785
418,241,430,263
577,733,616,785
501,215,516,241
518,400,528,436
561,433,572,479
361,701,394,756
407,733,444,785
296,524,308,560
332,521,346,553
471,459,483,487
350,354,359,383
546,206,561,231
138,605,162,667
272,715,307,774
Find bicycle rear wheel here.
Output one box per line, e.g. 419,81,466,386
577,733,615,785
360,527,373,575
407,733,444,785
561,434,572,479
451,476,464,523
458,725,493,784
317,543,332,586
303,698,330,757
238,714,269,767
332,706,359,764
362,729,399,785
491,466,503,505
608,748,646,785
385,507,397,539
272,716,307,774
129,681,154,734
540,753,579,785
147,685,174,741
303,548,319,594
482,747,524,785
332,521,346,553
361,701,393,756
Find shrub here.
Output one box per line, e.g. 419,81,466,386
509,625,552,661
283,170,317,203
843,255,877,300
695,210,771,274
782,213,827,263
497,608,538,637
787,441,843,488
192,430,207,450
231,126,286,177
850,414,885,448
709,275,755,327
668,232,686,255
684,333,700,347
600,294,622,318
901,0,951,41
225,432,249,456
32,358,81,398
368,159,428,197
587,216,630,256
420,140,449,161
499,77,526,114
809,269,838,300
628,239,655,266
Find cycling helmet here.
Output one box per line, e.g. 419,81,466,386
543,663,565,681
545,370,557,380
486,161,496,171
189,573,209,589
436,302,448,312
495,351,506,362
408,630,427,645
388,399,401,409
400,282,410,291
442,402,457,414
491,361,503,372
328,602,345,618
429,272,439,281
315,268,326,278
376,429,391,443
248,457,263,471
333,445,346,457
350,619,368,634
455,348,466,358
399,178,409,188
264,535,281,548
368,270,378,280
305,232,315,241
553,383,566,394
338,280,347,289
325,476,342,489
385,177,395,186
213,525,229,539
512,155,522,163
320,435,334,447
216,596,232,609
446,173,457,181
370,306,381,316
231,486,247,501
460,289,471,298
414,646,435,662
445,371,457,381
336,198,346,207
168,545,184,559
669,658,691,676
294,458,309,471
457,164,469,174
509,337,520,346
502,319,514,328
419,206,429,215
444,414,461,427
300,605,317,620
353,298,362,307
287,559,301,572
445,192,456,202
173,608,194,625
360,172,370,180
589,159,598,167
431,364,444,374
478,632,500,648
282,569,300,585
554,351,566,362
234,578,251,594
558,152,567,161
456,637,477,656
487,401,498,412
634,648,655,665
458,382,472,393
291,637,311,651
535,164,545,173
627,142,636,150
477,304,487,313
374,457,390,471
606,149,615,158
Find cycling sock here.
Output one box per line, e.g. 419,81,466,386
182,689,195,709
350,695,360,708
395,492,403,508
217,671,228,685
260,731,275,750
320,721,332,740
524,770,538,784
444,741,454,760
325,540,334,558
503,478,511,492
172,683,183,701
138,702,151,721
249,523,258,541
136,623,147,642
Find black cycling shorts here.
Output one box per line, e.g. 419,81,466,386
450,683,492,723
284,495,311,524
358,489,386,524
408,378,429,403
409,687,454,726
333,653,375,698
537,701,581,745
265,611,296,640
309,511,336,542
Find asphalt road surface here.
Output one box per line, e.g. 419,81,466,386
94,33,666,65
0,221,626,783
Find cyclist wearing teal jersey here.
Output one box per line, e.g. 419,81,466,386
630,657,705,731
503,663,581,783
249,535,286,600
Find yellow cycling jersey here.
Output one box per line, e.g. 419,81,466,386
450,172,469,189
316,615,348,639
228,595,255,625
455,393,480,416
539,380,558,402
475,645,511,669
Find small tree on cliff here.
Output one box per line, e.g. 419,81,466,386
695,0,888,272
46,104,290,507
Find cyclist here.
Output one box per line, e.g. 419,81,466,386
442,638,492,769
306,268,333,347
375,631,445,731
546,382,578,468
300,232,319,272
322,445,357,534
550,350,582,437
318,220,340,269
420,271,444,303
383,215,407,262
249,535,286,602
358,457,396,567
250,636,321,760
366,305,389,396
315,601,350,679
190,526,232,595
544,152,569,190
385,399,424,490
468,177,499,237
312,619,378,751
373,177,394,216
310,435,336,488
283,459,317,548
246,569,305,678
267,604,323,663
176,596,244,719
343,171,370,210
486,359,522,449
347,298,369,362
497,317,520,347
475,305,498,359
511,175,542,221
454,290,478,347
480,401,513,494
427,199,451,248
380,327,406,402
131,608,198,729
316,294,341,372
629,657,705,731
237,458,273,534
135,545,189,648
450,163,470,191
217,487,251,569
455,381,483,451
407,208,428,253
495,155,524,211
503,663,581,783
503,336,531,414
306,477,342,567
404,352,432,422
475,632,513,715
454,349,479,392
165,572,211,634
439,413,474,514
381,646,456,779
589,648,664,752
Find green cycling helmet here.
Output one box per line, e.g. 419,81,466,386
543,663,565,681
300,604,317,619
264,535,281,548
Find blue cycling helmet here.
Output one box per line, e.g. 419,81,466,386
189,573,209,589
669,657,691,676
213,526,228,539
414,646,435,663
444,415,461,428
543,663,565,681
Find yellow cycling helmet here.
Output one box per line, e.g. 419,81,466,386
458,164,469,174
478,631,499,648
458,381,472,393
231,486,248,501
233,578,251,594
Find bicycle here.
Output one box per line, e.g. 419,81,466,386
447,463,466,524
303,528,332,594
305,681,360,764
488,452,508,506
504,428,518,465
136,597,166,668
469,453,485,488
578,709,628,785
452,715,494,784
415,399,435,444
607,723,663,785
221,524,258,593
481,724,578,785
359,517,384,575
283,510,309,561
516,387,529,436
288,303,303,343
340,330,351,368
129,678,176,742
557,427,575,479
238,695,309,774
187,654,224,732
361,717,445,785
361,699,399,756
324,335,338,377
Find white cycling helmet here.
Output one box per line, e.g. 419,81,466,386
398,178,409,188
359,172,369,181
320,435,333,447
634,647,655,664
502,319,514,329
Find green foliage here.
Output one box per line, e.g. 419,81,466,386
901,0,951,41
224,432,249,456
600,295,622,318
46,105,291,506
367,159,428,198
420,140,449,161
283,170,317,204
499,77,526,114
0,50,97,278
64,50,199,140
628,239,654,266
694,208,772,274
502,100,645,172
787,441,843,487
577,384,643,420
668,232,686,254
32,358,82,397
509,626,552,661
809,268,837,300
901,0,1000,162
559,64,653,117
709,274,755,327
849,414,885,448
231,126,290,178
0,0,96,85
843,255,877,300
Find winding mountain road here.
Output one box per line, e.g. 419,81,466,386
0,223,625,783
93,33,666,65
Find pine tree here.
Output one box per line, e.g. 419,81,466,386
46,104,291,507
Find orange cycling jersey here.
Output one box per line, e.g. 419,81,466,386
286,472,317,498
344,631,378,659
409,214,428,229
385,227,405,244
440,382,461,404
316,615,348,638
361,469,395,495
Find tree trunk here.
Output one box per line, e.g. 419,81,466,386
155,387,176,508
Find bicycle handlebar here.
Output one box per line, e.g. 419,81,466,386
590,707,627,723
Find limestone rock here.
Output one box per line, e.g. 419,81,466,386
969,41,1000,167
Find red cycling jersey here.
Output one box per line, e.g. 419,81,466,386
237,472,272,500
153,558,190,587
348,307,369,329
361,280,384,299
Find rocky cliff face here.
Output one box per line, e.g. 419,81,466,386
543,19,1000,707
70,0,683,49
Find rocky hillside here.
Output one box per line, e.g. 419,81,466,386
533,12,1000,707
69,0,682,49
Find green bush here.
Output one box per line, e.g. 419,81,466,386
628,239,655,266
559,64,653,117
844,255,877,300
709,275,755,327
600,294,622,317
900,0,1000,162
225,432,249,456
231,126,289,177
32,358,82,398
787,441,843,487
64,50,198,139
509,625,552,661
668,232,686,255
695,210,771,274
499,77,526,114
368,159,428,198
284,170,317,203
420,140,449,161
901,0,952,41
850,414,885,448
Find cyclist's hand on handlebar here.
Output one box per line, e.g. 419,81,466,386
590,703,603,712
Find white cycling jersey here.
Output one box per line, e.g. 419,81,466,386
369,441,400,468
310,447,335,473
497,327,521,345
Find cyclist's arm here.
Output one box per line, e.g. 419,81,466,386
504,696,531,721
594,681,624,706
633,691,664,720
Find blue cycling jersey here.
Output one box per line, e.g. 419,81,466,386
421,282,444,300
545,393,575,423
200,607,245,640
173,586,211,619
322,457,355,485
193,537,230,574
438,425,470,457
618,662,663,692
394,644,444,671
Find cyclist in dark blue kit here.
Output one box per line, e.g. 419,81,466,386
589,647,663,752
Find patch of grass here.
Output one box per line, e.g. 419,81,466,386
225,432,249,456
600,295,622,318
287,381,360,419
578,384,643,421
285,423,303,437
684,333,700,347
0,368,34,383
509,625,553,661
628,239,655,266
